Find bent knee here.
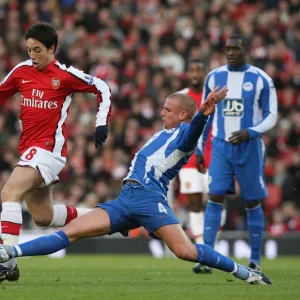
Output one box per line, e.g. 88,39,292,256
172,245,195,261
33,217,52,227
63,225,82,243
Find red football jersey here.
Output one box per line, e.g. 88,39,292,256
177,88,212,169
0,59,112,157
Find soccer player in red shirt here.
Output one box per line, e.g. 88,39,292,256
177,60,225,274
0,22,111,283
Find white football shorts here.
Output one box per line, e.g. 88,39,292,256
17,146,66,188
178,168,209,194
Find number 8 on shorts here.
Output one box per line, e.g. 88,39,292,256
25,148,37,160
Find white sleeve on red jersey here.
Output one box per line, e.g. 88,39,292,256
55,61,112,126
0,60,32,105
175,87,189,94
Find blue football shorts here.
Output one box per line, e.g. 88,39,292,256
98,182,179,238
208,137,267,201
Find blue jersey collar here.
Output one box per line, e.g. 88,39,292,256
227,64,250,72
163,123,182,133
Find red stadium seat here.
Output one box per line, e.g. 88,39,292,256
264,184,282,215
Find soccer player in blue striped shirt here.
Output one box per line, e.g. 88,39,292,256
197,34,278,271
0,87,271,284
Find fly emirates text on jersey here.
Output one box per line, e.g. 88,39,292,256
21,89,58,109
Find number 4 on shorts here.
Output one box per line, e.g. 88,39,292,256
158,203,168,214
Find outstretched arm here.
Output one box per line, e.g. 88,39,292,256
194,75,215,173
195,114,213,173
180,86,228,152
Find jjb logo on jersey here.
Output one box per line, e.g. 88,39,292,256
223,98,244,117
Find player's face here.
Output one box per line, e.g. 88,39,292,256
160,98,186,129
187,63,204,87
26,38,55,71
225,38,246,68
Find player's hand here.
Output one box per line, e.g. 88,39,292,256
228,130,249,144
95,125,108,148
196,155,206,174
200,86,228,116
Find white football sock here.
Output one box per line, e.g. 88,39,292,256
50,205,91,227
189,211,204,244
1,202,22,269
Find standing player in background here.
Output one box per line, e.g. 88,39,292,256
177,60,226,274
178,61,210,246
0,22,111,283
201,34,278,271
0,88,271,285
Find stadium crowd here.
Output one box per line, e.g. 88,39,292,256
0,0,299,234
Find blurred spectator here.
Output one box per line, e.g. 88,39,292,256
0,0,299,231
268,209,289,237
282,201,300,231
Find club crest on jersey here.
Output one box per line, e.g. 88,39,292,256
243,82,253,91
223,98,244,117
52,77,60,89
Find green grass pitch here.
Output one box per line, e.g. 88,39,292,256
1,255,299,300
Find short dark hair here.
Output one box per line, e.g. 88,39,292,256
228,34,249,50
25,22,58,52
188,59,204,69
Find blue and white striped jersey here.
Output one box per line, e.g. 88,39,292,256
200,64,277,144
124,112,207,197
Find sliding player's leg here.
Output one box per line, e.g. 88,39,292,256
0,218,271,285
132,189,271,285
0,208,111,259
0,192,140,259
153,224,271,285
